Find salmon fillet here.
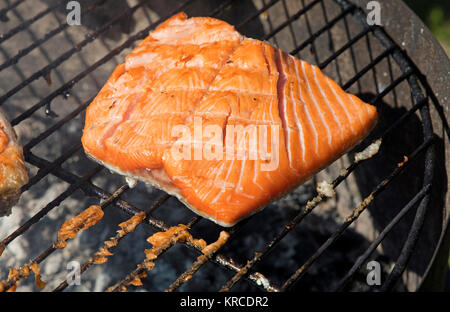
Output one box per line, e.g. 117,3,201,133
82,13,378,227
0,109,28,217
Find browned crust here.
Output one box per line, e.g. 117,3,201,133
0,108,28,217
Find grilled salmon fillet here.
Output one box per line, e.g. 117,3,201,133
82,13,378,227
0,109,28,217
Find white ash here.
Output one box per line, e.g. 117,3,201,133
254,272,271,290
125,177,138,189
316,181,335,198
354,139,382,163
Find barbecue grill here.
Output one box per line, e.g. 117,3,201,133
0,0,448,292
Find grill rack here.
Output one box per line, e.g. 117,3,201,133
0,0,439,292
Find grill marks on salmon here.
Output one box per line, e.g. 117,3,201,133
82,13,378,227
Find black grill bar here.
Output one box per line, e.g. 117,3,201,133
24,152,163,227
235,0,280,30
0,0,25,21
369,70,413,106
318,26,373,70
5,0,351,130
23,96,94,151
0,160,101,249
0,0,65,45
218,76,429,291
2,0,225,125
380,88,434,292
216,1,436,290
15,150,276,291
22,147,278,292
107,216,278,292
1,179,130,292
280,136,435,291
6,0,384,151
338,0,436,290
22,143,83,192
207,0,236,17
11,0,343,157
0,143,88,249
16,80,424,292
290,4,356,56
341,45,396,90
334,183,432,291
0,0,106,76
163,216,283,292
15,0,320,160
107,216,201,292
261,0,321,41
7,0,196,125
52,193,170,292
0,0,148,107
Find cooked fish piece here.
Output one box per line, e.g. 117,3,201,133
82,13,377,227
0,109,28,217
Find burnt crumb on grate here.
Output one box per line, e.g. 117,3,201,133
104,221,236,293
166,231,230,292
53,205,104,249
106,224,207,292
0,261,46,292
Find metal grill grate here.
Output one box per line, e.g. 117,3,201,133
0,0,439,292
